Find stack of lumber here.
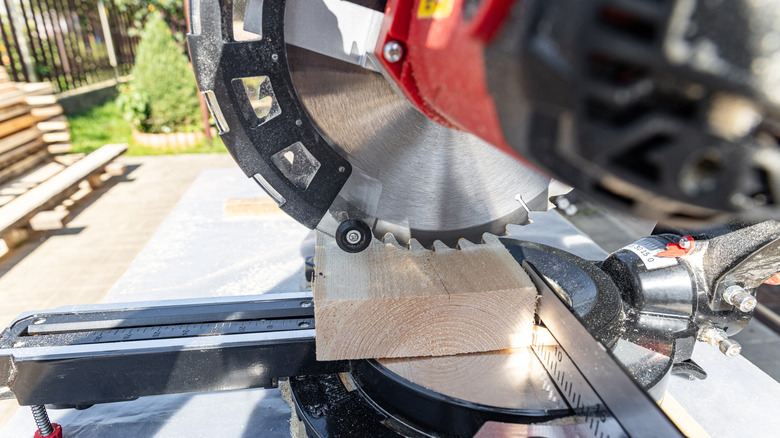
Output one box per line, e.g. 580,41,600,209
0,67,72,188
0,69,128,257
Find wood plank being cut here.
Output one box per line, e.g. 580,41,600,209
314,233,538,360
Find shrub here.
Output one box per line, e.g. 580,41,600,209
119,11,201,133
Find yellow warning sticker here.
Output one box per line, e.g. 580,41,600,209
417,0,455,19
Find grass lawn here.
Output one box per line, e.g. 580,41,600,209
68,99,227,156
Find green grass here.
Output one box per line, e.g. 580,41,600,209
68,99,227,156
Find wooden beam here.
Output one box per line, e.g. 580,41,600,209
29,209,69,231
30,105,64,121
0,151,49,186
0,114,35,139
0,144,126,235
223,197,282,217
47,143,73,154
313,233,538,360
0,139,46,169
36,119,68,132
0,127,41,155
0,105,30,124
42,131,70,144
0,228,29,258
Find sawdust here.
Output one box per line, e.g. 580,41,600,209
278,379,308,438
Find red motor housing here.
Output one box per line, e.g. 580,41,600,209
374,0,520,159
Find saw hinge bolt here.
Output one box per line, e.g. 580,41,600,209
698,325,741,357
722,285,757,312
383,41,404,63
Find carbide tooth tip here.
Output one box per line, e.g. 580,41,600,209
407,238,425,251
381,233,402,248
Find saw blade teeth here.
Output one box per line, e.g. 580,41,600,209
432,240,454,253
381,233,403,249
407,238,425,251
456,238,478,251
481,233,501,245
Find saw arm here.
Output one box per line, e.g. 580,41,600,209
189,0,780,252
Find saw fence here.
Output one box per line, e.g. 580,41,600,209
0,69,127,258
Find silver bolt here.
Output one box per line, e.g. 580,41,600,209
698,325,741,357
678,236,691,249
383,41,403,63
723,285,757,312
346,230,362,244
719,338,742,357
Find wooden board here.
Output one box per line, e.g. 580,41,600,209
313,233,538,360
30,105,63,121
0,139,46,169
0,127,41,155
42,131,70,143
223,197,282,217
0,114,36,139
29,209,69,231
0,144,126,234
36,119,68,132
0,83,55,110
0,105,30,124
0,151,49,186
47,143,73,154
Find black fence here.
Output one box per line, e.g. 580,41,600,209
0,0,138,92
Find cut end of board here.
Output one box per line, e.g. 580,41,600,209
313,232,539,361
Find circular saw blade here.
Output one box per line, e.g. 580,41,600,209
287,46,563,247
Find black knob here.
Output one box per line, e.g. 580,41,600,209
335,219,372,253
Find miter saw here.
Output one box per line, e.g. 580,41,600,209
3,0,780,437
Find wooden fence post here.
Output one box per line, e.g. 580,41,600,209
5,0,37,82
97,0,120,80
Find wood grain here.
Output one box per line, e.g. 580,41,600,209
0,114,35,138
380,345,562,410
314,233,538,360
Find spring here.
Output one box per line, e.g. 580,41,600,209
30,405,54,437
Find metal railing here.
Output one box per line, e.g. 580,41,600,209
0,0,138,92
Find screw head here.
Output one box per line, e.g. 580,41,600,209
383,41,404,63
679,236,691,249
346,230,362,244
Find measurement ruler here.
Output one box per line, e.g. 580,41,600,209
5,293,315,349
12,318,315,348
0,292,348,408
532,328,626,438
525,261,684,438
